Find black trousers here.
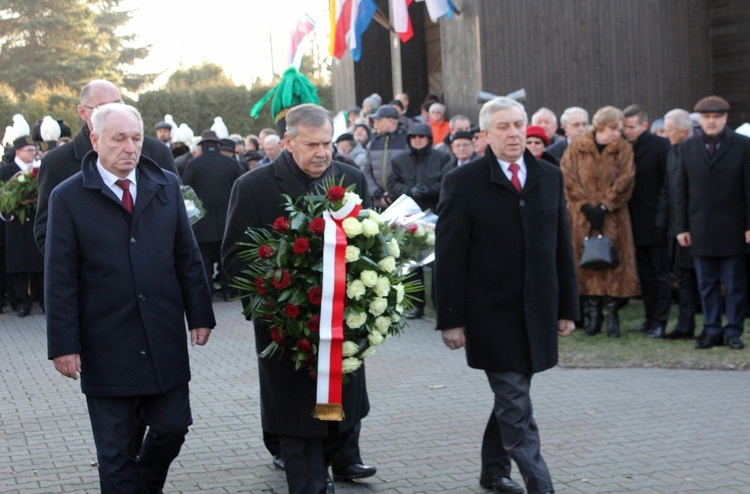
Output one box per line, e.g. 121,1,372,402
86,384,192,493
199,242,230,293
264,421,364,468
279,424,359,494
483,371,552,494
635,245,672,327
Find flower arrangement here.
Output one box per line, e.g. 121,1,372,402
0,165,40,223
233,181,421,379
380,194,437,273
180,185,205,225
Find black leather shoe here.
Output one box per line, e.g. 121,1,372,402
663,330,693,340
272,454,285,470
16,306,30,318
405,308,423,319
726,335,745,350
645,325,665,338
326,476,335,494
629,321,650,333
694,333,723,349
332,463,377,481
479,473,524,493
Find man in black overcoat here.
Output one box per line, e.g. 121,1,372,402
435,97,579,494
222,104,374,494
675,95,750,350
35,79,177,253
0,136,44,316
623,104,672,337
45,103,215,493
182,132,243,299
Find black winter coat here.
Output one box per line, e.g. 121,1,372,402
628,131,670,246
435,148,579,374
388,146,454,211
222,151,371,438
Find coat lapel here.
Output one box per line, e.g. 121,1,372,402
486,147,544,196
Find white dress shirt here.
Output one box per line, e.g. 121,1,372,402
497,156,527,188
97,161,138,205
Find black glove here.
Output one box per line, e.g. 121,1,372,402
580,203,606,231
410,184,430,200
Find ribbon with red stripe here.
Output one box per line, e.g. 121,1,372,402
315,199,361,421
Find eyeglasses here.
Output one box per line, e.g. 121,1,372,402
81,100,123,110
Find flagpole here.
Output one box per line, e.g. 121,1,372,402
389,0,403,96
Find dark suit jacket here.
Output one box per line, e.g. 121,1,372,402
435,148,579,374
628,132,670,246
182,150,242,244
0,163,44,273
35,124,178,252
45,152,215,397
222,151,371,438
545,138,568,160
674,128,750,257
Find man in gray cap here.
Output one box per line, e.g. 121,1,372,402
675,95,750,350
155,121,172,145
363,105,408,207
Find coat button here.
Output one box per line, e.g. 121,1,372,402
138,294,146,301
130,237,137,244
519,199,526,206
140,351,147,358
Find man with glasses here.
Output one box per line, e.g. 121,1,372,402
35,79,177,252
545,107,590,161
0,136,44,317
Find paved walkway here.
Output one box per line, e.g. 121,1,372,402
1,300,749,493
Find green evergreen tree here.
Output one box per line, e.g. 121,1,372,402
0,0,152,94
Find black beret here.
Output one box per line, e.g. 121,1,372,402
452,131,474,142
335,133,355,143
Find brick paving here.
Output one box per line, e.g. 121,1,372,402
1,300,749,493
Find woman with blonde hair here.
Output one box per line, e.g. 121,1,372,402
561,106,640,337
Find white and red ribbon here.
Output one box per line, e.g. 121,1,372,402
315,199,361,421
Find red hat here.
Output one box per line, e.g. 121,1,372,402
525,125,549,146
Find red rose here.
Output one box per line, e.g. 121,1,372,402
273,217,290,233
272,269,291,289
308,217,326,235
255,277,267,295
285,303,300,318
292,238,310,255
307,315,320,332
297,338,312,353
30,167,39,179
257,245,273,259
270,327,285,345
407,223,418,234
307,286,322,305
327,186,347,203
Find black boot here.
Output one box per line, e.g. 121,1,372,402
583,296,603,336
604,297,620,338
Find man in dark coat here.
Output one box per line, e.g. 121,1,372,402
0,136,44,316
182,132,243,300
436,97,579,494
35,79,177,253
222,104,374,494
45,104,215,493
623,104,672,337
675,95,750,350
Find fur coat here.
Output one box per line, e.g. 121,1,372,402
560,131,640,298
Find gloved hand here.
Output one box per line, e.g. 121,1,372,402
410,184,430,200
580,203,606,231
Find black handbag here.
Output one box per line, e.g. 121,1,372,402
579,229,619,269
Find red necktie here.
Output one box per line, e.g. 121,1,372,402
115,179,133,213
509,163,522,193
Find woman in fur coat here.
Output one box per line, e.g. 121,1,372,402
561,106,640,337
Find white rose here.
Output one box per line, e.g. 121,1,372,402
342,357,363,374
426,231,435,246
360,270,378,287
361,218,380,237
342,341,360,357
414,224,426,237
346,279,366,300
374,316,391,334
396,304,404,314
345,311,368,329
345,245,361,263
368,210,381,223
342,217,363,238
344,191,363,206
360,346,377,358
394,283,405,303
391,313,401,323
387,238,401,257
17,174,26,183
378,256,396,273
373,276,391,297
367,331,384,346
368,297,388,317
